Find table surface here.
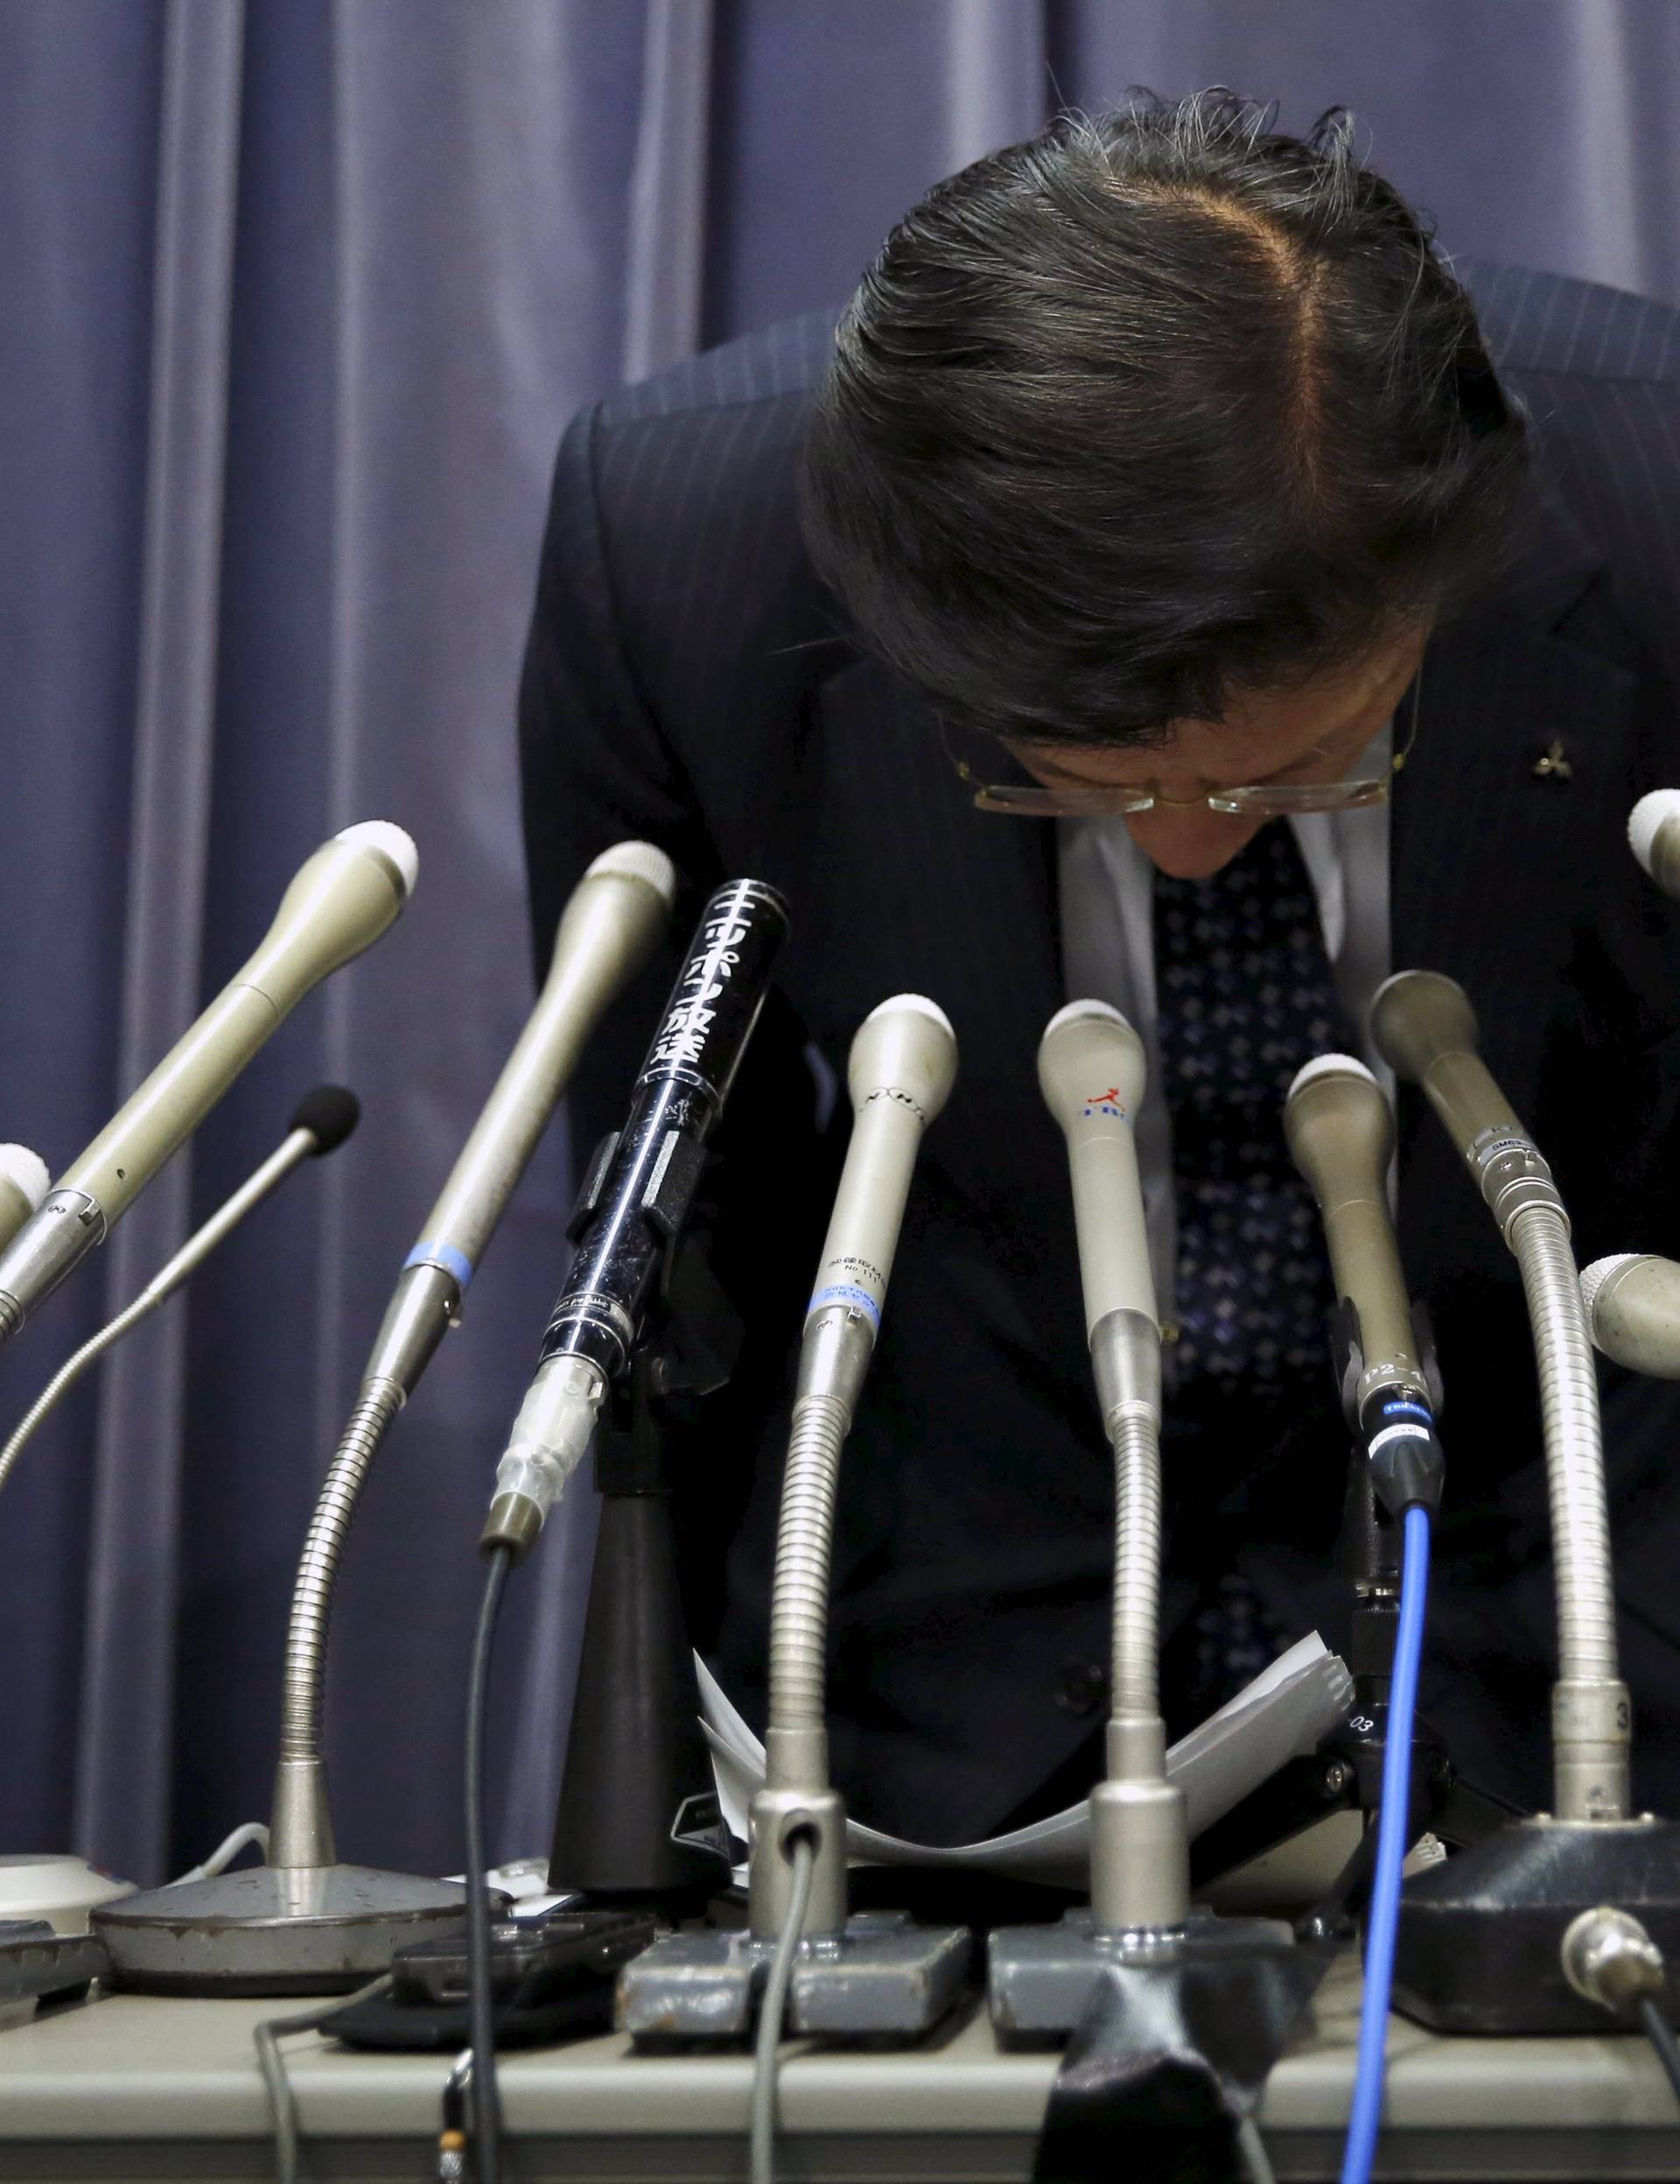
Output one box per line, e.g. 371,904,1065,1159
0,1956,1677,2182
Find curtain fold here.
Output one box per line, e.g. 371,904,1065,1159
623,0,717,382
73,0,246,1884
2,0,1677,1883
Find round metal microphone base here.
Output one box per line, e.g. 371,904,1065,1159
92,1863,473,1997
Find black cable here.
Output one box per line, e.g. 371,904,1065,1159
1640,1995,1680,2109
466,1542,513,2184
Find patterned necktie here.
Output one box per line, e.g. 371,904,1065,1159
1153,821,1349,1707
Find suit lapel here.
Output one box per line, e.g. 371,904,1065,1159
797,654,1069,1329
1390,481,1634,1307
1391,473,1620,1082
803,651,1061,1056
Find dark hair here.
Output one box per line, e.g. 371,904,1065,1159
799,92,1530,746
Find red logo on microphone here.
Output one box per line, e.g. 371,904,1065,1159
1083,1087,1125,1117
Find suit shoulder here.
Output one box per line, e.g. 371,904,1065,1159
595,310,840,428
1458,258,1680,384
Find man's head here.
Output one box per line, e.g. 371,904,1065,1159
800,93,1530,873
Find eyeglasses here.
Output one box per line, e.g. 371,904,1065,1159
942,665,1423,819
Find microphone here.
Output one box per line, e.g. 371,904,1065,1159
0,1147,49,1255
1629,790,1680,899
1038,999,1185,1934
0,1088,360,1498
751,995,957,1942
482,876,791,1557
1284,1054,1442,1506
1581,1254,1680,1380
266,840,677,1872
354,841,677,1408
1369,968,1628,1823
0,822,416,1347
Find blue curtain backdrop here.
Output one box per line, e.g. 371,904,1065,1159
3,0,1678,1886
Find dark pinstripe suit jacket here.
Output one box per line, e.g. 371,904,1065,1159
520,263,1680,1841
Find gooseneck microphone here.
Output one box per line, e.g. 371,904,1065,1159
1370,970,1627,1823
1284,1055,1444,1502
1038,999,1186,1934
267,841,677,1873
0,1147,49,1255
1629,790,1680,900
749,996,958,1944
0,822,416,1348
0,1088,359,1499
482,877,791,1557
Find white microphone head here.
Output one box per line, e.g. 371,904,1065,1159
0,1145,50,1217
847,994,958,1123
334,820,418,900
1038,999,1144,1133
1287,1052,1378,1102
1629,791,1680,892
1284,1050,1393,1194
583,839,678,913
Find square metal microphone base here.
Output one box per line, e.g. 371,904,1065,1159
1391,1815,1680,2034
619,1909,971,2044
987,1907,1294,2048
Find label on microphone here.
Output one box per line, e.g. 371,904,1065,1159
638,882,788,1105
808,1281,882,1332
404,1240,474,1291
1368,1420,1432,1457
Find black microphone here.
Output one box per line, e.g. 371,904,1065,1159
289,1084,361,1156
482,877,791,1553
0,1087,360,1498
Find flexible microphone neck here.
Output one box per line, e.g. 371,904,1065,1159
752,995,956,1942
266,842,677,1871
1039,1000,1185,1935
1370,968,1625,1824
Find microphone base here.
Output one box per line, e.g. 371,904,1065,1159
91,1862,475,1997
1390,1813,1680,2034
618,1909,971,2046
986,1907,1292,2048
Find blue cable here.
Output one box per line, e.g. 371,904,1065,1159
1340,1502,1432,2184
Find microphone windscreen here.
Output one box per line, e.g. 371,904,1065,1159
583,839,679,913
334,820,419,900
1629,790,1680,896
290,1085,360,1155
1287,1052,1377,1101
0,1144,50,1214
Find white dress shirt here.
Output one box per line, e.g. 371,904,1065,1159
1057,737,1395,1334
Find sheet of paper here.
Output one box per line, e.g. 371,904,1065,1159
696,1634,1352,1890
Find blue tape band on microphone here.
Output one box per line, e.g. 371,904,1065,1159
405,1241,475,1291
808,1282,881,1333
1381,1398,1433,1424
